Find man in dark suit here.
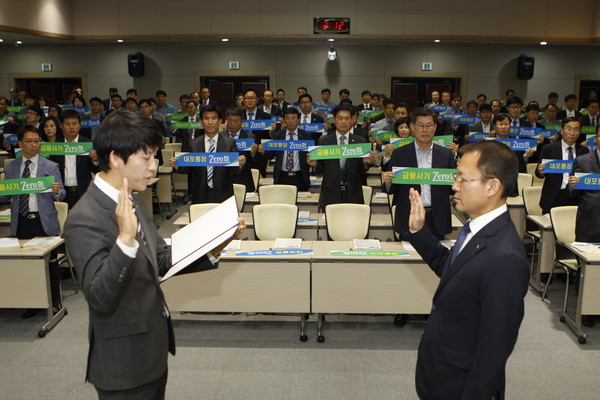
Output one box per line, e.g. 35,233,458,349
569,128,600,242
557,94,583,120
519,103,545,128
268,107,312,191
307,104,376,208
243,88,273,177
468,103,493,134
383,107,456,240
406,140,529,400
172,100,201,151
275,88,289,114
170,104,241,204
258,89,282,118
102,87,118,111
298,93,324,142
581,97,600,128
0,125,66,317
64,110,244,398
357,90,373,111
51,109,98,209
536,117,589,214
0,96,20,136
198,87,217,108
221,107,265,192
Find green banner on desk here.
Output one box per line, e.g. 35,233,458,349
330,250,409,256
171,121,203,129
16,142,93,157
0,176,55,195
307,143,371,160
391,167,456,185
235,249,314,256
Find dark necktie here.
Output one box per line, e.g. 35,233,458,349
339,135,347,185
189,117,195,140
248,112,254,120
286,132,295,171
449,221,471,267
512,120,518,126
567,146,574,161
19,160,32,216
592,116,596,127
303,115,309,124
207,138,215,188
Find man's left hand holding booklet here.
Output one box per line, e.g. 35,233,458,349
161,195,245,282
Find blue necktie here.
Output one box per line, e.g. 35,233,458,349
449,221,471,266
207,138,215,189
567,146,574,160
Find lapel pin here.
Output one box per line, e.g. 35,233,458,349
475,244,480,249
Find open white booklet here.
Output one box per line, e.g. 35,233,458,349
161,195,239,283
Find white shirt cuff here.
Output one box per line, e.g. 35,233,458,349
117,237,139,258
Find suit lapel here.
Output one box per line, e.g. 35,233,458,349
132,197,158,274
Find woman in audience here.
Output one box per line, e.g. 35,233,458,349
48,104,62,121
234,93,244,108
41,117,64,142
394,117,411,138
73,95,87,107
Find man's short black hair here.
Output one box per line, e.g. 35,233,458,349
60,109,82,123
466,100,478,107
332,104,355,117
409,107,437,124
276,88,285,94
27,105,44,119
25,92,36,100
562,116,582,129
321,88,331,94
95,111,163,173
493,113,510,124
451,92,461,101
548,92,559,99
147,98,157,106
564,94,577,102
17,124,40,141
297,86,307,92
124,97,138,106
243,88,258,97
506,96,523,107
544,103,558,111
199,103,221,119
299,93,313,103
126,88,137,96
225,107,244,118
179,94,190,102
361,90,372,97
339,88,350,96
477,93,487,100
382,98,397,108
339,98,353,106
155,90,167,97
111,93,123,101
89,97,103,105
525,104,540,112
138,98,151,107
505,89,515,96
109,87,118,93
479,103,492,113
588,98,599,107
283,107,301,118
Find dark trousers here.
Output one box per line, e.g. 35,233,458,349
16,213,61,307
277,172,309,192
64,188,81,210
95,368,168,400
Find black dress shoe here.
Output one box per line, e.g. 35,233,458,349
21,309,39,319
582,316,595,328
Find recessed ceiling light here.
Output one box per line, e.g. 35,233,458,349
221,38,229,42
434,39,441,43
540,41,548,46
16,40,22,44
117,39,124,43
328,39,335,42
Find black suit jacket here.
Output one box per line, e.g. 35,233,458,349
269,129,312,189
259,104,282,117
407,211,528,400
221,129,265,192
581,114,600,126
571,150,600,242
535,140,589,213
276,101,289,113
300,113,325,141
556,109,582,120
50,135,98,197
519,117,545,128
315,133,369,207
174,115,202,152
179,133,237,204
384,142,456,237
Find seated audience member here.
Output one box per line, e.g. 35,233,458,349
536,117,589,214
315,88,336,119
0,96,19,135
476,93,487,107
25,105,44,130
490,99,502,117
156,90,176,115
178,94,191,113
72,95,87,108
372,99,397,131
199,87,217,108
307,104,376,208
557,94,582,120
292,86,308,105
568,127,600,242
51,109,98,209
102,87,118,110
41,117,64,142
106,93,123,114
80,96,105,140
539,103,561,127
382,108,456,239
170,104,241,204
424,91,440,109
221,107,265,192
267,107,312,191
357,90,373,111
468,103,493,134
0,125,66,318
258,89,282,118
124,97,138,113
298,93,325,139
126,88,137,99
339,88,350,102
505,96,524,127
520,104,545,128
581,98,600,127
545,91,559,110
275,88,289,113
491,113,534,174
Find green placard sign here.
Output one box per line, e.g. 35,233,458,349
330,250,409,256
16,142,93,157
171,121,203,129
0,176,55,195
390,137,415,148
391,167,456,185
545,124,561,132
308,143,371,160
371,130,398,141
7,106,26,113
167,113,188,122
431,135,454,147
581,126,596,134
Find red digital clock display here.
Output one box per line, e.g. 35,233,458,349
313,18,350,34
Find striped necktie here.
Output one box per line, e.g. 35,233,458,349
339,135,347,184
207,138,215,189
19,160,32,216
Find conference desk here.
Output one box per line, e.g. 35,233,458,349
310,241,439,341
243,192,390,214
161,240,313,340
562,244,600,344
259,176,382,192
0,238,67,337
526,215,555,293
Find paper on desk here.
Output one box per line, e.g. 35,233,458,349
297,191,312,198
22,236,62,248
353,239,381,250
571,242,600,252
0,238,20,249
273,238,302,249
374,192,388,199
0,209,10,220
163,195,239,283
401,241,415,251
224,239,241,251
298,211,310,219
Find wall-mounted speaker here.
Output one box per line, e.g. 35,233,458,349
517,54,534,80
128,52,145,78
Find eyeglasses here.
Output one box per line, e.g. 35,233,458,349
496,123,511,127
413,123,435,130
244,96,257,100
563,126,581,133
23,139,41,144
452,173,488,185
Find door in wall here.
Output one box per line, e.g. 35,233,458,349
390,77,461,110
578,80,600,110
14,77,82,105
200,76,270,113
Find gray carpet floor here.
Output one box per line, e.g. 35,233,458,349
2,206,600,399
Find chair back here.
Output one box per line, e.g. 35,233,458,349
517,173,533,196
259,184,297,204
54,201,68,237
233,183,246,212
550,206,578,244
161,149,174,165
362,185,373,205
189,203,220,222
252,204,298,240
526,163,544,186
325,203,371,241
164,142,182,153
522,186,543,216
251,168,260,192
